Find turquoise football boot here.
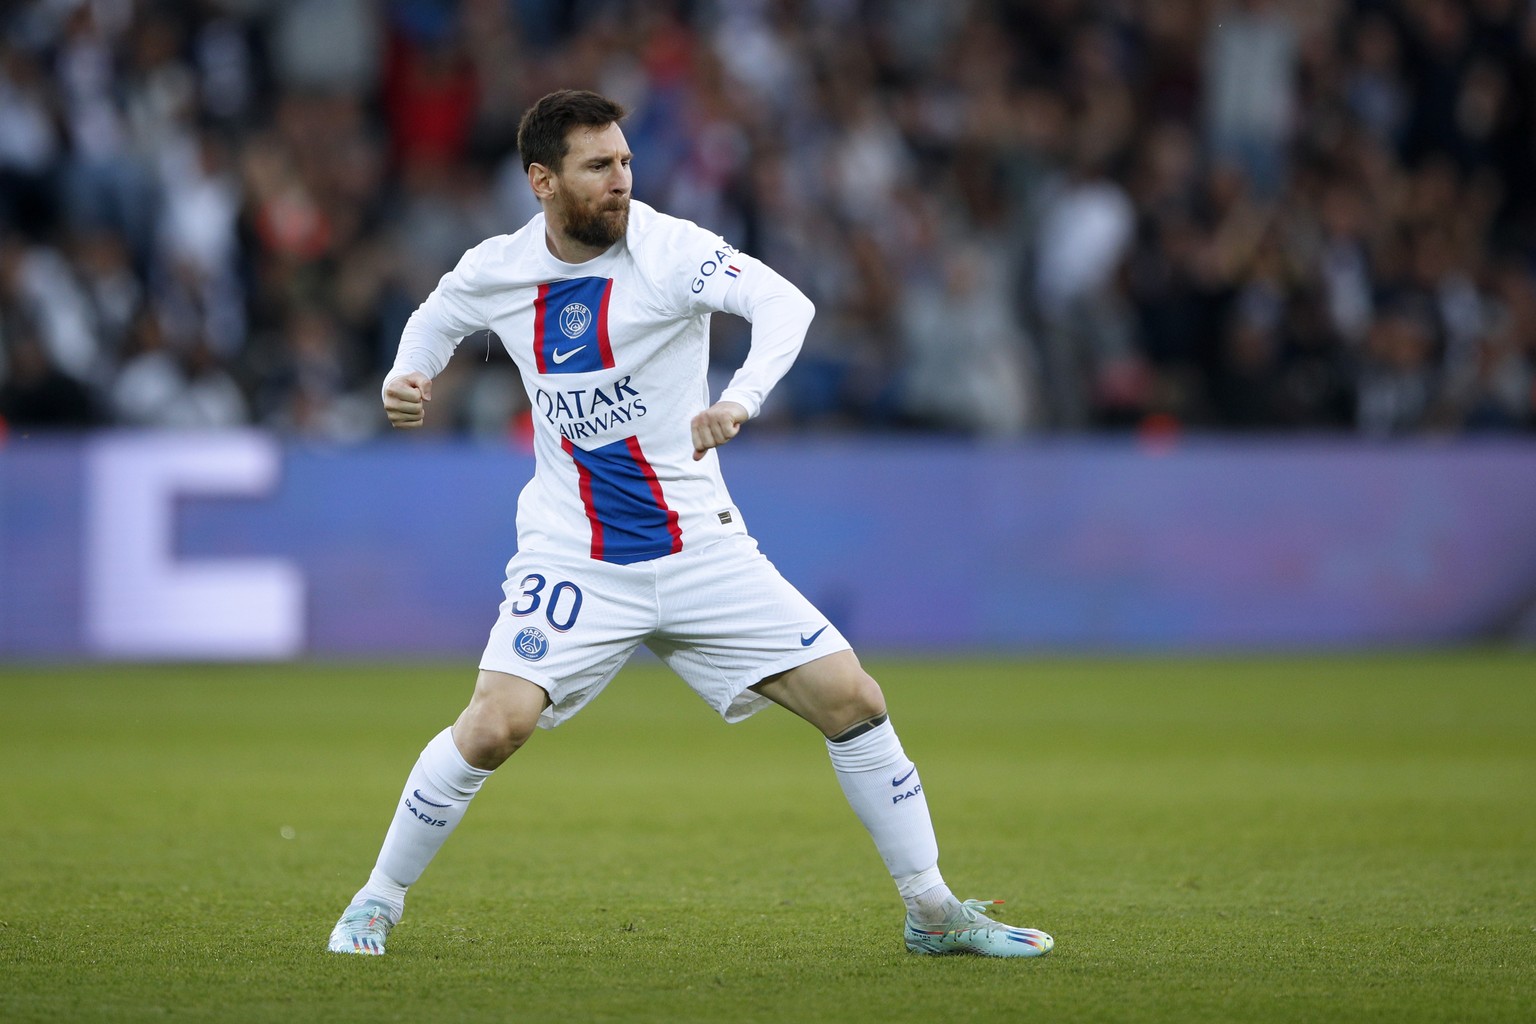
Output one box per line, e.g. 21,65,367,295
327,902,398,955
904,899,1053,958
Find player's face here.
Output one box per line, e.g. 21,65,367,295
551,123,632,250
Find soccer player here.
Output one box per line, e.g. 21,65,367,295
326,90,1052,959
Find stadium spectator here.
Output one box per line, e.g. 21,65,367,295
898,240,1040,435
1203,0,1300,197
0,326,99,428
0,40,62,240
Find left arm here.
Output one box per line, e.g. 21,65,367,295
690,400,749,461
690,260,815,459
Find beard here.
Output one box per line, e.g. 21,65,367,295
556,188,630,250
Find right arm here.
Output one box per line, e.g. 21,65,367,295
381,244,494,429
383,371,433,429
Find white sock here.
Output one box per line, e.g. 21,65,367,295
349,727,492,919
826,717,957,923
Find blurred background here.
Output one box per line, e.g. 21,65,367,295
4,0,1536,438
1,0,1534,660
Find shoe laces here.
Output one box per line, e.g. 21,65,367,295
947,899,1006,935
343,904,393,932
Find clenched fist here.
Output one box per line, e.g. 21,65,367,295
384,372,433,428
690,400,749,461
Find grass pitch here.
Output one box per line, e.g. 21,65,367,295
0,653,1532,1023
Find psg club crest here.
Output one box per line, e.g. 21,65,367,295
514,626,549,661
559,302,592,339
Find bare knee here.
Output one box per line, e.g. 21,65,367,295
451,670,550,770
754,651,888,738
828,667,886,732
825,672,888,740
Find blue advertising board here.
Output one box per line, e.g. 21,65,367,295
2,433,1534,659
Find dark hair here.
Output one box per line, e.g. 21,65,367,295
517,90,627,173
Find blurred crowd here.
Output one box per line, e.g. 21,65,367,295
1,0,1534,439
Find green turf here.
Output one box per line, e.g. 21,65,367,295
1,653,1533,1023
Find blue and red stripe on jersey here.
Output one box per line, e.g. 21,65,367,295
533,277,616,375
561,435,682,564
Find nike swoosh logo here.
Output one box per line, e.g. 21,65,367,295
412,789,451,808
800,625,829,646
551,345,587,364
892,767,917,787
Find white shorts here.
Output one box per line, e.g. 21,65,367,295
480,534,851,729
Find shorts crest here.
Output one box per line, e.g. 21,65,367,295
514,626,549,661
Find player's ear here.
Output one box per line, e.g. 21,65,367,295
528,162,556,201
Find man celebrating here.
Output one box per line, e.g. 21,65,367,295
326,90,1051,960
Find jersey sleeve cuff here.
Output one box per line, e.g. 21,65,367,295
717,388,760,420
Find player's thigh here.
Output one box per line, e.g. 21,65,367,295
648,535,852,723
480,551,654,729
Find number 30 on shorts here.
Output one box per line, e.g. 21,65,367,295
509,574,584,631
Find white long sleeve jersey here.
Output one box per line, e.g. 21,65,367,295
387,200,813,565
